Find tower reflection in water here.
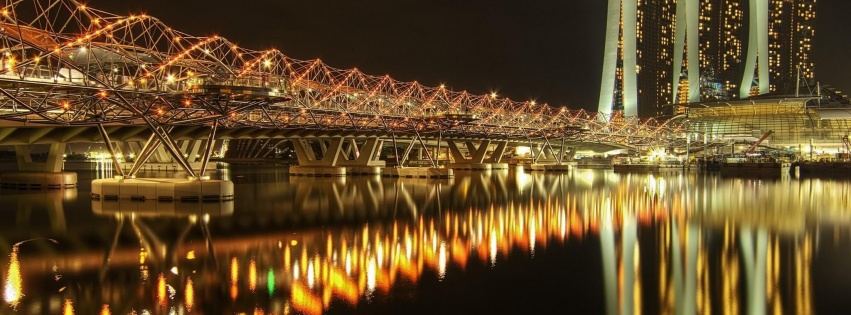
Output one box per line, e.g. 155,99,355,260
1,169,848,314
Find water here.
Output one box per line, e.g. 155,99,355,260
1,166,851,314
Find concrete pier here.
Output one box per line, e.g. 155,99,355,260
289,166,347,177
346,166,383,175
447,163,492,171
91,177,234,202
383,167,453,178
0,171,77,189
527,162,576,172
64,161,221,172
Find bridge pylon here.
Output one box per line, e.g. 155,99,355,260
91,121,234,204
290,137,386,176
525,137,577,173
0,143,77,189
445,140,509,171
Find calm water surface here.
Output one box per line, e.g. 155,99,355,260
1,165,851,314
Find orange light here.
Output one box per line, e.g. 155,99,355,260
230,257,239,283
291,282,322,315
249,259,257,292
63,299,74,315
156,273,166,306
185,278,194,312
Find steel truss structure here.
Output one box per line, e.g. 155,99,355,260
0,0,685,163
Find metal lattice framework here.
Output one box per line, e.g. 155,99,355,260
0,0,684,150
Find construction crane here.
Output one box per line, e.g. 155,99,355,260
743,130,775,154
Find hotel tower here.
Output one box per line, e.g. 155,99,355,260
597,0,817,118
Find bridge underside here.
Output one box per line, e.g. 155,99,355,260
0,124,634,152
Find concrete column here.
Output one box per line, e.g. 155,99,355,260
292,139,318,165
292,138,344,166
15,143,66,172
342,140,354,160
398,140,417,167
469,140,491,163
127,141,143,161
446,140,467,163
186,140,203,162
151,145,171,163
337,137,385,167
319,139,329,156
448,140,491,164
484,141,508,163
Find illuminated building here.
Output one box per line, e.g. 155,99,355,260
598,0,816,118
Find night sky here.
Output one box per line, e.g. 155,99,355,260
83,0,851,112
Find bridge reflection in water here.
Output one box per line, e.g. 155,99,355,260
1,168,850,314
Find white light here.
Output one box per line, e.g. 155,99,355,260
438,241,447,279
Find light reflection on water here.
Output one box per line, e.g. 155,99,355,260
0,167,850,314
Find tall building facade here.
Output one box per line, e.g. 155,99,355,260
598,0,816,118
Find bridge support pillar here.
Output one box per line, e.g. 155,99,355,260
446,140,508,171
485,141,509,170
384,135,452,178
0,143,77,189
337,137,386,175
290,138,346,176
290,137,390,176
527,138,576,172
90,122,233,203
119,139,221,173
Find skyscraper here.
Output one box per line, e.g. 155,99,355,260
598,0,816,118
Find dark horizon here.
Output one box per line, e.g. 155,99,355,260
81,0,851,112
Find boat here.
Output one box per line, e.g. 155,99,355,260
719,157,791,176
795,161,851,177
575,156,613,169
612,156,686,173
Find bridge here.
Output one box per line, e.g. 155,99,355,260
0,0,685,190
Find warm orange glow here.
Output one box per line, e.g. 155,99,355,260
230,257,239,283
230,283,238,301
62,299,74,315
328,267,359,306
185,278,194,312
249,259,257,292
291,282,323,315
301,248,308,279
4,247,21,306
284,245,291,271
157,273,167,307
99,304,111,315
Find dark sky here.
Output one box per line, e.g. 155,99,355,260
83,0,851,112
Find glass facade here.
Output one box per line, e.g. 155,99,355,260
673,98,851,150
